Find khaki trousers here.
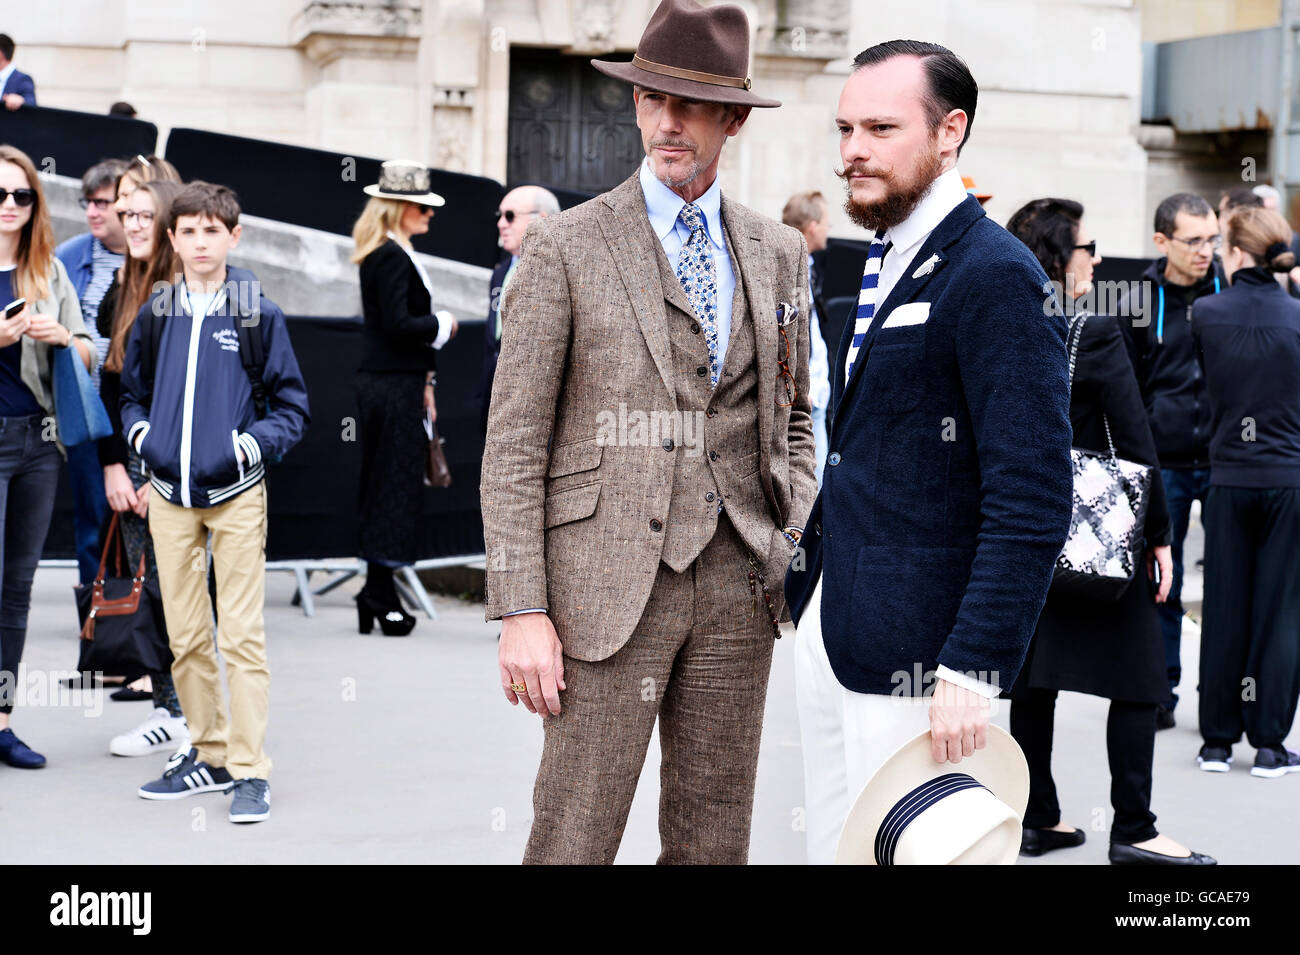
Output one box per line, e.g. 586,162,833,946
148,481,271,779
524,516,776,864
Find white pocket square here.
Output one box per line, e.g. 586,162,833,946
881,302,931,328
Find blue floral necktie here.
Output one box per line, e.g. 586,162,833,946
675,202,720,386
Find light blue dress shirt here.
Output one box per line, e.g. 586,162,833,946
639,158,736,370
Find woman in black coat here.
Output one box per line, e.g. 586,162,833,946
1006,199,1214,865
349,162,458,636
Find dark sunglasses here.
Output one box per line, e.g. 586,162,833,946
495,208,539,224
79,197,115,211
0,188,36,208
1073,240,1097,257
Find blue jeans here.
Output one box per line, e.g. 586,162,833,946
0,416,62,715
1158,467,1211,710
65,439,107,585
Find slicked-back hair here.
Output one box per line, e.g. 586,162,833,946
170,180,240,233
0,35,14,62
852,40,978,155
1154,192,1214,236
1007,198,1083,287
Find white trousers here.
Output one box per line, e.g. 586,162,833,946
794,576,933,864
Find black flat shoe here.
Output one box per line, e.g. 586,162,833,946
1109,842,1217,865
1155,705,1176,730
1020,826,1086,856
355,591,416,637
110,687,153,702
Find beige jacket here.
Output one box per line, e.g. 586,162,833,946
481,172,818,660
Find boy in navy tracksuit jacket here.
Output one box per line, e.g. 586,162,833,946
121,182,309,822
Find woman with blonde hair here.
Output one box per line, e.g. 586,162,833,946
0,144,96,768
350,161,458,636
97,178,191,755
1192,205,1300,780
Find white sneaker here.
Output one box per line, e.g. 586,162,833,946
110,708,191,757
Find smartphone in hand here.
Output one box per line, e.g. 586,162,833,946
3,298,26,319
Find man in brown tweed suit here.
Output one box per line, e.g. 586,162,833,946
480,0,817,864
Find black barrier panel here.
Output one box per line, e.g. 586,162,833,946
164,129,506,269
0,105,158,181
44,314,488,563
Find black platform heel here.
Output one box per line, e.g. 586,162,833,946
355,591,416,637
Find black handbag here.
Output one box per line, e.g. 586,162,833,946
1051,312,1154,601
73,512,171,679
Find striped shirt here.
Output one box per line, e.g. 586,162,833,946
82,238,123,390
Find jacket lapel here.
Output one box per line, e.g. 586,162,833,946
598,174,676,402
722,194,777,505
840,195,986,403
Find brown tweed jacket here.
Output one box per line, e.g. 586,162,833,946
481,171,817,661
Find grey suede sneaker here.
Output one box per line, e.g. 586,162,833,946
227,777,271,822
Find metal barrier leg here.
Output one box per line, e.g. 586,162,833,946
294,566,316,617
396,566,437,621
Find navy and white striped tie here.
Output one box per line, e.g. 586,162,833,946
844,230,887,382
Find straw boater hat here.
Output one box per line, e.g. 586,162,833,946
835,725,1031,865
591,0,780,109
363,159,445,207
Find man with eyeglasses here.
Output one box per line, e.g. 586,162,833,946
1119,192,1226,731
55,158,130,585
480,185,559,433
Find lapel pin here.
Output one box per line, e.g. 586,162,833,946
776,302,798,326
912,254,941,279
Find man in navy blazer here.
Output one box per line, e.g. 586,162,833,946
0,35,36,110
480,185,558,433
785,41,1073,863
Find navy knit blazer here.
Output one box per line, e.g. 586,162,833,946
784,195,1074,695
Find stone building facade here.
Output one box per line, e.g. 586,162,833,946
17,0,1273,259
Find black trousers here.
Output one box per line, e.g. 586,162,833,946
1010,688,1159,845
1199,486,1300,750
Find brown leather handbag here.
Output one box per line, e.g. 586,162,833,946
423,413,452,488
74,513,171,677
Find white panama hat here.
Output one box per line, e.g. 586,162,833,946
363,159,446,208
835,725,1030,865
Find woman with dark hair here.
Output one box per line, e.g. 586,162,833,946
1192,206,1300,779
0,144,96,768
349,160,458,636
1005,198,1214,865
98,178,189,757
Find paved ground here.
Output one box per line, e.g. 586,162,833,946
3,503,1296,864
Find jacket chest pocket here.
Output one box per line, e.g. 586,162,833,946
863,341,924,414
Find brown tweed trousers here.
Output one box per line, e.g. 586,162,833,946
481,170,818,863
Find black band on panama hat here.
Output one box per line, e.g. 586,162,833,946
591,0,780,108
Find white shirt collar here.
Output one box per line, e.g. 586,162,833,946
0,63,14,91
640,158,724,250
883,167,970,256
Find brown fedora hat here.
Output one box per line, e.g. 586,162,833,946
591,0,780,108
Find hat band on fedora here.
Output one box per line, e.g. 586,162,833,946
873,773,987,866
631,54,752,91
